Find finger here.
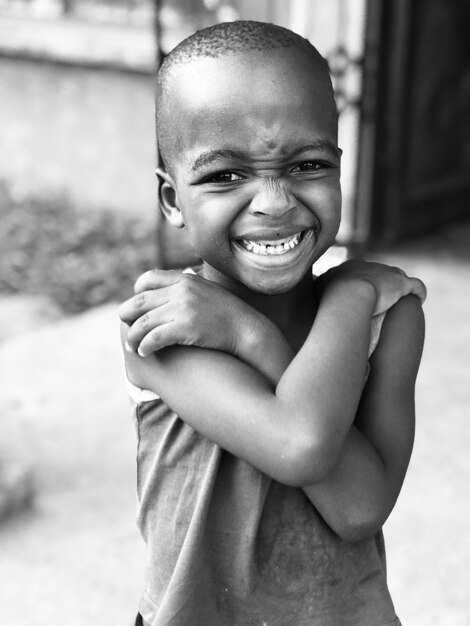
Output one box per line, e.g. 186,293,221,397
137,323,184,356
118,288,171,325
409,277,427,303
126,305,174,351
134,268,184,294
393,266,408,277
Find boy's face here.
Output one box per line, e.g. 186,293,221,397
160,47,342,295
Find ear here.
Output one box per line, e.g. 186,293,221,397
155,167,185,228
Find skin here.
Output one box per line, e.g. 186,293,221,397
157,48,340,345
121,271,424,541
120,48,426,540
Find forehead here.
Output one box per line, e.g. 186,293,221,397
165,48,337,171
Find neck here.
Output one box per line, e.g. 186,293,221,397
201,264,317,350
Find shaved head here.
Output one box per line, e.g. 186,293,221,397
156,20,336,174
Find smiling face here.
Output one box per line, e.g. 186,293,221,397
158,47,341,296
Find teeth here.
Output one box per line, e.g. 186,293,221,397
239,232,304,255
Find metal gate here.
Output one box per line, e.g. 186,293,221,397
359,0,470,245
154,0,470,263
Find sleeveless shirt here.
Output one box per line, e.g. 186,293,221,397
128,314,400,625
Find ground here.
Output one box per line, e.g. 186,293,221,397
0,223,469,625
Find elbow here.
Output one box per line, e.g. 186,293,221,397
275,435,340,487
332,509,387,543
335,520,381,543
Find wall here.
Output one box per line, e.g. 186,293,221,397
1,56,157,220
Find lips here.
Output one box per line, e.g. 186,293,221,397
234,227,317,257
238,231,302,255
232,227,318,266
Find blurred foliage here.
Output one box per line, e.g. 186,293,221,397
0,184,157,314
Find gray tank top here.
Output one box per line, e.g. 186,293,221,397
128,313,399,625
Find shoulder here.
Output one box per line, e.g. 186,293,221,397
120,319,181,393
371,295,425,385
120,319,248,403
380,294,425,348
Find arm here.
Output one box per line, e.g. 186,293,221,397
121,275,378,486
222,294,423,541
121,262,425,386
303,295,424,541
121,269,292,384
120,266,424,540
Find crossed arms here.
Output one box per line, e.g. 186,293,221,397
120,262,425,541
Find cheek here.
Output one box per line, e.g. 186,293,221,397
318,178,341,212
182,200,232,254
299,181,341,227
324,188,342,230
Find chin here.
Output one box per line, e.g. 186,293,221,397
244,271,311,295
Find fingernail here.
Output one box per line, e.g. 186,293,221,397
138,347,146,358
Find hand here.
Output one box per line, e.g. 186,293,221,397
119,268,259,357
316,260,426,315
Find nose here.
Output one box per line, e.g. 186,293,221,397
250,177,296,218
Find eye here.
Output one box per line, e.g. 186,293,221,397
291,160,327,174
203,171,244,184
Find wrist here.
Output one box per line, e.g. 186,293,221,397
233,309,294,384
323,277,377,309
232,307,269,359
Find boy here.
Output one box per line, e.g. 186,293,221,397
120,21,425,625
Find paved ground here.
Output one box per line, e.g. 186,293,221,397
0,304,145,625
0,222,469,625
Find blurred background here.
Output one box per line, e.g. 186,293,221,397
0,0,469,624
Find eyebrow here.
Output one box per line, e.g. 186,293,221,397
191,149,247,173
295,139,341,160
191,138,340,173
